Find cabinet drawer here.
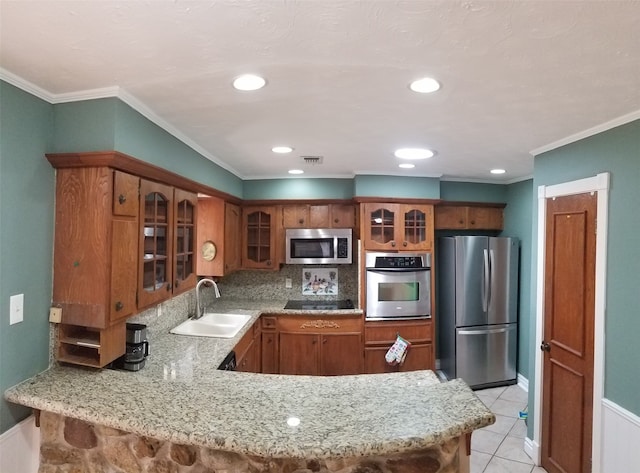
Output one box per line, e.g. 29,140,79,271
278,315,362,333
365,319,432,344
262,316,277,330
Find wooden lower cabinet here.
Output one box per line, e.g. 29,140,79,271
234,320,261,372
275,314,364,376
364,319,434,373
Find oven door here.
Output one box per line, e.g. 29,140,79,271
365,268,431,319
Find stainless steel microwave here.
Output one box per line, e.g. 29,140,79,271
285,228,352,265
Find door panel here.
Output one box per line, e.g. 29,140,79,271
456,323,517,388
542,192,596,473
454,236,488,327
278,332,318,375
487,237,518,325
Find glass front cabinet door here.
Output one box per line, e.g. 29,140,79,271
138,180,173,309
173,189,197,294
242,206,277,269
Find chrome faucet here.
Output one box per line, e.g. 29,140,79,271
194,278,221,319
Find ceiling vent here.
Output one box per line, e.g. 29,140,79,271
300,155,324,165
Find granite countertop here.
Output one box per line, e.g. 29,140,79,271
4,299,494,459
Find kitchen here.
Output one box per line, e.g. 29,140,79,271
1,2,640,473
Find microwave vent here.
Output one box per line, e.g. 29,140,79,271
300,155,324,165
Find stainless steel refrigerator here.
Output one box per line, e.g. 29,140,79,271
437,236,519,389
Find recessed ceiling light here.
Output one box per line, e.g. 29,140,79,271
394,148,434,160
399,163,415,169
491,169,506,174
272,146,293,154
288,169,304,175
409,77,440,93
232,74,266,91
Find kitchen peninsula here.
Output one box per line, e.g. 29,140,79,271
5,303,494,473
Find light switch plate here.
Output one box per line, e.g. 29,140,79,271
285,278,292,289
10,294,24,325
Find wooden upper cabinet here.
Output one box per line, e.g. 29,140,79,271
138,181,197,309
281,203,355,229
434,204,504,230
52,167,139,330
196,197,242,277
362,203,433,251
242,206,278,269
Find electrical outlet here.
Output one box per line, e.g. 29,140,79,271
49,307,62,323
9,294,24,325
285,278,292,289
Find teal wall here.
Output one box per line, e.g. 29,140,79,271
0,81,55,433
354,175,440,198
114,101,243,198
503,180,533,378
52,98,243,197
527,119,640,438
440,181,508,202
243,178,354,200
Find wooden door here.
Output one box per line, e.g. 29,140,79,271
278,332,319,375
328,204,354,228
242,206,276,269
224,203,242,273
541,192,597,473
400,205,433,250
362,203,399,250
321,333,363,375
173,188,197,295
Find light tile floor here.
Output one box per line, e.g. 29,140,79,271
471,384,548,473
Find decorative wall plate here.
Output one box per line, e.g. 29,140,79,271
201,240,217,261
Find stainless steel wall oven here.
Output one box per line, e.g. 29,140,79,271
365,252,431,320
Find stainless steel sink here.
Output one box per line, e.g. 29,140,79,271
170,312,251,339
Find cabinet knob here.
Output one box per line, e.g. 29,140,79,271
323,338,327,344
402,241,408,247
298,218,304,224
115,301,124,311
458,219,464,224
334,218,339,224
175,280,180,288
267,260,272,266
166,284,172,291
118,194,126,205
470,220,476,225
391,241,396,247
312,339,317,344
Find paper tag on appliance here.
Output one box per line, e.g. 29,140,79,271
385,334,411,365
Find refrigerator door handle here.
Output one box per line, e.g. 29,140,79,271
482,249,489,312
458,327,512,335
488,248,495,311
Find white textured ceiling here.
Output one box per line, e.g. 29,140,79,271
1,1,639,182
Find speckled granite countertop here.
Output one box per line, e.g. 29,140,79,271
4,299,494,459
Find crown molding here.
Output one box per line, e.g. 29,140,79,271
531,109,640,156
0,68,54,102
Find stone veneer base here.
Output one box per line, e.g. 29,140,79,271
39,411,468,473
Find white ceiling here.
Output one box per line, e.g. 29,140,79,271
1,1,639,183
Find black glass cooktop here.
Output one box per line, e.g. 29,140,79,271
284,299,355,311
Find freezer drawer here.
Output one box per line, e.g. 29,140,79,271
456,323,517,388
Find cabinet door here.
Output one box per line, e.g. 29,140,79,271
400,205,433,250
237,338,257,372
282,205,309,228
467,206,503,230
112,171,139,217
362,203,399,250
243,206,276,269
329,204,355,228
309,205,331,228
110,218,138,323
434,206,467,229
138,180,173,310
278,332,319,375
321,333,363,375
224,203,242,273
173,188,197,295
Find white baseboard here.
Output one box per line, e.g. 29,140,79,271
0,415,39,473
601,398,640,473
524,436,540,465
517,373,529,392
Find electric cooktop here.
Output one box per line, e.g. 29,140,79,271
284,299,355,311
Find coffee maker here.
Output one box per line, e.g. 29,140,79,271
113,323,149,371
